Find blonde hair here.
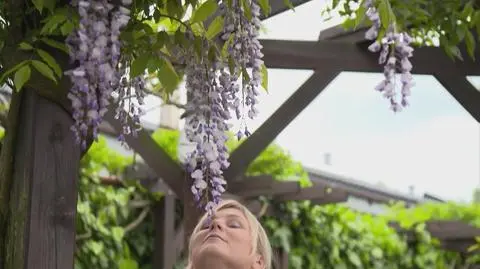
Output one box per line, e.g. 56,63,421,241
186,199,272,269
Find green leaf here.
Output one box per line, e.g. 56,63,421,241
283,0,294,10
111,227,125,242
118,259,139,269
242,67,250,82
353,3,366,29
260,63,268,92
241,0,253,20
158,59,180,93
40,38,69,54
462,1,474,18
36,49,62,78
14,65,31,91
60,21,75,36
89,241,104,255
130,53,151,77
206,16,224,40
456,25,466,43
40,13,67,35
191,0,218,24
0,60,30,84
475,11,480,39
174,29,188,47
228,56,236,75
347,251,362,267
44,0,56,12
465,30,476,60
222,34,235,58
258,0,271,17
371,247,383,259
378,0,390,29
446,45,463,61
32,60,57,83
193,36,203,58
19,42,33,50
208,45,217,63
32,0,44,13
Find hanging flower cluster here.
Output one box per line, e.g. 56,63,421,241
184,58,231,216
113,66,146,143
221,0,263,139
364,0,415,112
66,0,144,149
184,0,264,216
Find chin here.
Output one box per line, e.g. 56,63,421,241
193,243,230,268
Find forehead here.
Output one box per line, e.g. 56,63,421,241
214,207,247,221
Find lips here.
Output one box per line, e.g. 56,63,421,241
204,233,225,242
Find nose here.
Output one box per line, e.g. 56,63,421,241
209,219,223,231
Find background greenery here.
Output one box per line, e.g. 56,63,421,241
69,129,480,269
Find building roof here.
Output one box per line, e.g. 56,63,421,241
306,166,444,205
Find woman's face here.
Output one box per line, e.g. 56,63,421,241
190,207,264,269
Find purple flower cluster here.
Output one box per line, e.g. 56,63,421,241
221,0,263,139
113,66,146,144
364,0,415,112
184,0,265,215
66,0,142,148
184,58,233,217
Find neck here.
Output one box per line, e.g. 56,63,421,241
194,259,242,269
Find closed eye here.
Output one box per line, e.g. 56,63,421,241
227,220,242,228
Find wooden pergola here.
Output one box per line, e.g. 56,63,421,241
3,0,480,268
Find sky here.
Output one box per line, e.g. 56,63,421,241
137,0,480,202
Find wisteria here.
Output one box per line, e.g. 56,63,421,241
65,0,144,149
364,0,415,112
184,58,232,217
183,0,264,216
221,0,263,139
62,0,418,217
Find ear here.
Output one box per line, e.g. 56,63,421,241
252,254,265,269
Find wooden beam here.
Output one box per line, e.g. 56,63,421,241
310,190,348,205
426,220,480,240
3,90,80,269
153,195,176,269
229,175,349,205
307,170,420,205
274,183,344,202
390,220,480,253
265,0,312,19
228,175,299,197
224,69,341,181
260,39,480,75
103,110,184,196
441,238,478,254
434,73,480,123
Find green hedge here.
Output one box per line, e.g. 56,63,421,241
263,201,480,269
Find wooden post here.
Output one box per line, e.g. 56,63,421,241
279,249,289,269
1,89,80,269
153,194,176,269
183,174,203,252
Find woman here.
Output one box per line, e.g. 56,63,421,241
186,199,272,269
